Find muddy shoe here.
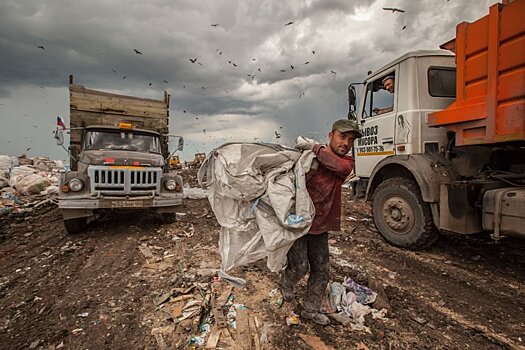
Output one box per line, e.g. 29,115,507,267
300,309,330,326
280,286,295,302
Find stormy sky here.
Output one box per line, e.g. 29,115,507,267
0,0,493,163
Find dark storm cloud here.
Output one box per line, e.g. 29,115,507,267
0,0,495,160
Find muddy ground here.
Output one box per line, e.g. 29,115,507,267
0,169,524,350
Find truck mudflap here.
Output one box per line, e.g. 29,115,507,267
59,195,182,209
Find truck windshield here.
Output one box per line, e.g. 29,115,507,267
83,130,161,153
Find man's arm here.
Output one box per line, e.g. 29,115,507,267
312,144,354,179
373,106,393,115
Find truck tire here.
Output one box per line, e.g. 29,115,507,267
64,217,88,234
372,177,438,248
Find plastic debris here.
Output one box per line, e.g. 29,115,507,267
286,311,301,326
269,288,284,308
342,277,377,305
183,187,208,199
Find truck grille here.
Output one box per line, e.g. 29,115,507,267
88,166,161,196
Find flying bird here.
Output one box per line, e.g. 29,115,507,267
111,69,117,73
148,82,152,86
38,45,46,51
280,69,286,72
122,76,127,79
203,129,206,134
402,25,407,30
133,49,143,54
284,21,294,26
312,50,316,54
183,110,186,113
26,147,32,152
383,7,406,13
197,62,203,66
330,70,337,75
163,80,168,83
189,58,197,63
201,86,206,89
232,62,237,67
211,23,219,27
290,65,294,70
258,68,261,72
275,131,281,139
304,61,310,65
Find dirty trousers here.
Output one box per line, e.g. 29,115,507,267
281,232,329,312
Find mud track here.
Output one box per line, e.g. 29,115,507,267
0,181,523,350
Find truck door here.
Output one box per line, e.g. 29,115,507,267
355,72,397,177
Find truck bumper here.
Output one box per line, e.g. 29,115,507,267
58,194,183,209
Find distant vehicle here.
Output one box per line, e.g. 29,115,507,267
55,76,185,234
347,0,525,248
169,155,182,170
189,153,206,169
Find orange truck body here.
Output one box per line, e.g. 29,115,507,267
429,0,525,145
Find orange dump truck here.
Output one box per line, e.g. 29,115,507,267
348,0,525,247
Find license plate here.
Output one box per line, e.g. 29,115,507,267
111,200,143,208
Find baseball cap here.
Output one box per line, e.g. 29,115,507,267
332,119,362,138
382,75,394,84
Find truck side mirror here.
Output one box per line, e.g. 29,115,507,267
54,129,64,146
348,85,357,121
167,135,184,153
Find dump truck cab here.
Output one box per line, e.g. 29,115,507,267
353,50,456,180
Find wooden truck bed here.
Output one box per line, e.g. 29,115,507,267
68,81,170,167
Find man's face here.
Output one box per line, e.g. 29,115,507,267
384,78,394,93
329,130,356,156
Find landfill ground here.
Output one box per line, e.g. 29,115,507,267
0,169,524,350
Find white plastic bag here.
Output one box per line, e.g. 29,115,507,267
199,143,316,273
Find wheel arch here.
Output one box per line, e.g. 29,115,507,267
365,154,453,204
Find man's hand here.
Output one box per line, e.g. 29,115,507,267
295,136,317,151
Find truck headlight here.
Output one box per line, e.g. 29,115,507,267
68,179,84,192
164,179,177,191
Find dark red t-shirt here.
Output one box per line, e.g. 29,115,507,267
306,144,354,234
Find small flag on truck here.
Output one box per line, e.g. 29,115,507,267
56,116,66,130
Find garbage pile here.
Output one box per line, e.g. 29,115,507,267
150,269,265,348
322,277,388,331
0,155,64,214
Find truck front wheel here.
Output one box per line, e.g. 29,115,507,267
63,217,88,234
372,177,438,248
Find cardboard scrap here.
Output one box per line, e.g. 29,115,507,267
138,245,154,258
235,309,252,350
298,334,335,350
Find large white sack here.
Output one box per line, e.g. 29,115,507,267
0,155,19,178
15,174,52,195
199,143,316,273
8,166,39,188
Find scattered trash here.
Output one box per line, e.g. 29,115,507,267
218,270,246,288
78,312,89,318
260,322,271,343
342,277,377,305
286,311,301,326
0,155,62,214
412,316,428,325
71,328,83,335
269,288,284,308
183,187,208,199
